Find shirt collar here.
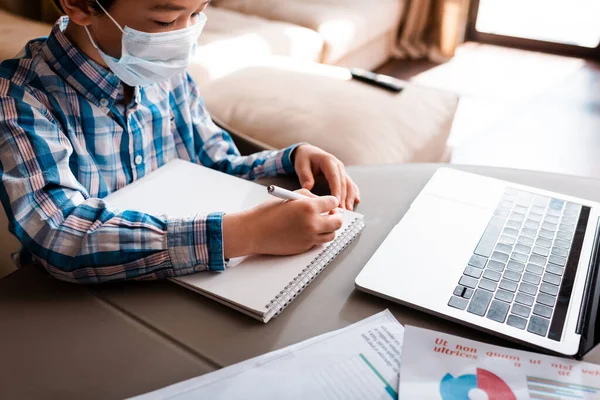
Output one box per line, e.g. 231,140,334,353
42,16,123,108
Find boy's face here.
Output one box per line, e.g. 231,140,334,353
87,0,210,59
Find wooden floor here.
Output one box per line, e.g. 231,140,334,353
378,42,600,179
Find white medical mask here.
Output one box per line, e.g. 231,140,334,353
85,0,206,87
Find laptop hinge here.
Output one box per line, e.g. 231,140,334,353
576,216,600,359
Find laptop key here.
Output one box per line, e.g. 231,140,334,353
516,192,533,207
487,300,510,323
522,228,537,238
464,266,483,279
561,216,577,226
532,246,550,257
542,273,561,286
549,199,564,211
537,293,556,307
540,282,558,296
530,206,546,216
517,236,534,246
554,239,570,249
536,237,552,248
551,247,568,258
559,223,576,233
565,202,581,211
538,229,554,240
545,215,560,225
523,272,541,285
549,255,566,267
547,208,561,217
556,231,572,241
474,216,507,257
509,212,525,222
463,288,474,299
511,303,531,318
525,263,544,275
505,220,521,230
519,282,538,296
524,220,540,230
496,243,513,254
546,264,564,276
528,315,550,337
541,222,557,232
468,254,487,269
495,208,510,217
503,227,519,237
503,270,521,282
487,260,505,272
533,304,553,319
459,275,478,289
454,285,466,297
514,205,528,214
483,269,501,282
528,213,542,222
495,290,514,303
479,279,498,292
533,196,549,207
467,289,493,316
448,296,468,310
499,279,518,292
511,253,528,263
507,314,527,330
564,209,579,218
499,235,516,245
507,261,525,273
491,251,509,263
529,254,547,267
515,292,535,307
514,244,532,255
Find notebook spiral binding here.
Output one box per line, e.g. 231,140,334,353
264,217,365,321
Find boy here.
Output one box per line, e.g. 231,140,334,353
0,0,360,283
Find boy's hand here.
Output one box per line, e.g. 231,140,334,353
293,145,360,210
223,190,344,258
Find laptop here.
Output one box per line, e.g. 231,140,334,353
355,168,600,357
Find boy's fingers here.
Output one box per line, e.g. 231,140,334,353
295,157,315,190
313,195,340,214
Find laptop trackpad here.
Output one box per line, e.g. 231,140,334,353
387,194,493,309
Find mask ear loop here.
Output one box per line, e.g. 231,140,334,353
93,0,125,33
84,0,125,53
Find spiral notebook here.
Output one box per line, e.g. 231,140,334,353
105,159,364,323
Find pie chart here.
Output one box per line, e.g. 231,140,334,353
439,368,516,400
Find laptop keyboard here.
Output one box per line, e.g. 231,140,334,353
448,188,585,339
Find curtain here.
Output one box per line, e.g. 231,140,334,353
394,0,471,62
0,0,60,22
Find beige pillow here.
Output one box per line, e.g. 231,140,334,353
199,58,458,165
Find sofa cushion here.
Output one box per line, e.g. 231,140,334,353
213,0,403,65
198,58,458,166
191,6,324,86
0,10,52,62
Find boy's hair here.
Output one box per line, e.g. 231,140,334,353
51,0,116,13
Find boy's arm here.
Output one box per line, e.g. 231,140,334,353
0,93,227,283
185,73,302,180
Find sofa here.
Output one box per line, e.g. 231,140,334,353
0,1,458,277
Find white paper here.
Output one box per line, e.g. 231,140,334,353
132,310,404,400
400,326,600,400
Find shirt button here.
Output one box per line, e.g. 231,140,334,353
99,98,109,107
134,155,143,165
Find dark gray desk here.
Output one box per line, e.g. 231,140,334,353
0,266,215,399
4,164,600,399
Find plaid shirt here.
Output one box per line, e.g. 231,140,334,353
0,17,298,283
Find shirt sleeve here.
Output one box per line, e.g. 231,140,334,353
185,73,302,180
0,89,226,284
